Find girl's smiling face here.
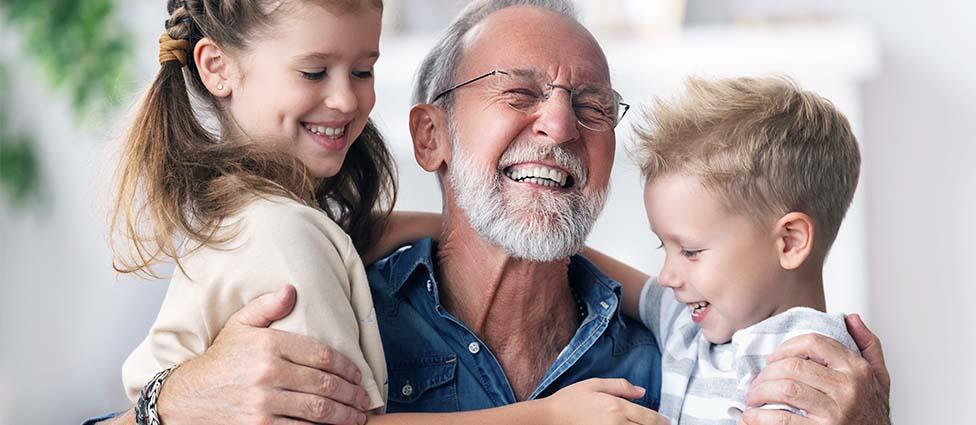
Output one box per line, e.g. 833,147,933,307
644,173,790,344
220,2,382,178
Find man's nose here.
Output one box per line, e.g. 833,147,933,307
324,76,358,114
531,89,580,144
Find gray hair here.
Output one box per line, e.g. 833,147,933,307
411,0,579,108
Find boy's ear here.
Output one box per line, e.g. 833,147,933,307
409,104,451,172
775,212,815,270
194,37,233,98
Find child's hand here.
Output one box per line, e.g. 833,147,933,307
542,378,669,425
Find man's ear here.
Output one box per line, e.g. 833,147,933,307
409,104,451,172
774,212,815,270
194,37,233,98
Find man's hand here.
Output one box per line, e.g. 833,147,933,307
156,286,372,425
740,314,891,425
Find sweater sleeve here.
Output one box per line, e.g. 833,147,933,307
121,197,386,409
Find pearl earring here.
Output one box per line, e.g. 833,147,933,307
217,82,224,91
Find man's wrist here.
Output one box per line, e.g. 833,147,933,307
154,358,196,425
135,367,177,425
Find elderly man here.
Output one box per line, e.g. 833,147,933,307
91,1,891,424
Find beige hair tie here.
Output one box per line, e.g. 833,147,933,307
158,33,190,66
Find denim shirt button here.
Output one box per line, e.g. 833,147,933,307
401,383,414,397
467,342,481,354
426,280,433,292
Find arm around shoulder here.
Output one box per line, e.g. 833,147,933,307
221,198,388,409
123,197,387,414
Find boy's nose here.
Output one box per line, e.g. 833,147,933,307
657,269,682,289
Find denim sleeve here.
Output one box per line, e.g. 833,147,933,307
81,411,122,425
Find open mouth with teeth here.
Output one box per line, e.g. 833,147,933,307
303,123,346,139
503,164,575,189
688,301,710,323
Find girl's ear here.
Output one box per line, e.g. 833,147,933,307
409,104,451,172
774,212,816,270
194,37,233,98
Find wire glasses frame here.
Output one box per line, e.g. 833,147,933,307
431,69,631,131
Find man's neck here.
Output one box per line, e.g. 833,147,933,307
435,214,575,338
434,207,580,400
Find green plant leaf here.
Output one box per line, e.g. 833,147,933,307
0,0,135,206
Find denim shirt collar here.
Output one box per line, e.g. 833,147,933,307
384,237,438,297
384,237,624,323
568,252,626,323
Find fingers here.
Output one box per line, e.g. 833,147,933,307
269,390,367,425
226,285,298,328
755,330,890,423
740,408,814,425
845,314,891,394
766,333,858,370
752,356,841,396
279,361,372,411
274,333,363,386
583,378,646,400
621,402,668,425
746,378,832,418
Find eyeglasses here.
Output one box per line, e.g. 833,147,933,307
431,69,630,132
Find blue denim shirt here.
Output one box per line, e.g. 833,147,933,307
369,238,662,413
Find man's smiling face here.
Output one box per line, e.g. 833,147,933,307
442,6,617,261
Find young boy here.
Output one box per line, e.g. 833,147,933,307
608,76,862,424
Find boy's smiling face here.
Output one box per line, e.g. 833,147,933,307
644,173,792,344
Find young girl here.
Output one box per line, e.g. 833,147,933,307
112,1,664,424
114,0,403,415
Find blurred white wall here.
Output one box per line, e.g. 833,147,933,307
0,1,973,424
0,3,171,423
821,1,976,423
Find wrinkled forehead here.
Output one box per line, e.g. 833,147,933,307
459,6,610,88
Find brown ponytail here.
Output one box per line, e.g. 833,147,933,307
111,0,393,278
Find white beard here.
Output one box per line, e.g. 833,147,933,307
448,132,609,262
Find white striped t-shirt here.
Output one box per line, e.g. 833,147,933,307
638,278,858,424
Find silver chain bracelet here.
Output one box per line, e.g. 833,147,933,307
134,366,176,425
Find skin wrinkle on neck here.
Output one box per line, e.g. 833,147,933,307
437,204,575,336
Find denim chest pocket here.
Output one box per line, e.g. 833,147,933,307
610,332,663,410
387,353,460,413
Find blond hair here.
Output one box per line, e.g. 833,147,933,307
111,0,393,278
632,76,860,252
